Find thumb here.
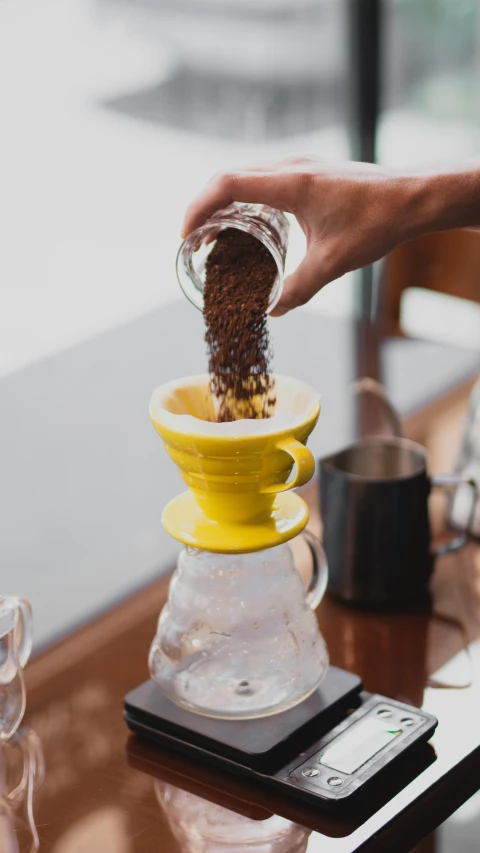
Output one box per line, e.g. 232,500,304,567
270,247,328,317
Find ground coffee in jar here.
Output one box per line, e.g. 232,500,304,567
203,228,277,422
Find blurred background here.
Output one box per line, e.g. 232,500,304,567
2,0,480,380
2,3,480,848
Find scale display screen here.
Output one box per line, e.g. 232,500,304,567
319,717,402,775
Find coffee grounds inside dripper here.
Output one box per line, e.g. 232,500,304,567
203,228,277,422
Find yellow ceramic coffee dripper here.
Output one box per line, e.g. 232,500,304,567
148,373,329,718
149,374,320,553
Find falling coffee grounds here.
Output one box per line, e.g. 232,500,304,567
203,228,277,422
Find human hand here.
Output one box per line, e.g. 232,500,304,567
182,156,423,316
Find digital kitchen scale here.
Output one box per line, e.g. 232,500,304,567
124,666,437,810
126,731,437,833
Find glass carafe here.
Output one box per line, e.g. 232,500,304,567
149,532,329,720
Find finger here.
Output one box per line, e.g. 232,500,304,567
270,249,329,317
181,171,296,237
203,227,219,246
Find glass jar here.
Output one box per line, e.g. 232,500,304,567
148,532,329,720
176,202,289,313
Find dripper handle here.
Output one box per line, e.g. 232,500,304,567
261,437,315,494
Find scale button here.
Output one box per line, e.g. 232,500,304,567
302,768,319,778
377,709,392,718
327,776,343,787
401,717,415,726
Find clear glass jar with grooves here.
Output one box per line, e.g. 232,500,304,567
176,202,289,314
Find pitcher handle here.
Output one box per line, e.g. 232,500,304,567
261,437,315,494
14,598,33,670
354,377,402,438
430,475,478,557
303,530,329,610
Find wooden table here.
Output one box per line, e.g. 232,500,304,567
2,371,474,853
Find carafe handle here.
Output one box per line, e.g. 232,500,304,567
15,598,33,670
354,377,402,438
303,530,329,610
430,474,478,556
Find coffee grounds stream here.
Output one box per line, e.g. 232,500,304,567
203,228,277,422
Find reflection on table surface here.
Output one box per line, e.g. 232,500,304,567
154,776,310,853
0,727,44,853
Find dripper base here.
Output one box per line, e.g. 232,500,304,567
162,490,309,552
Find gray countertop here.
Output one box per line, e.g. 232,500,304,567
1,301,479,648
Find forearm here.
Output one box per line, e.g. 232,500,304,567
397,160,480,243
